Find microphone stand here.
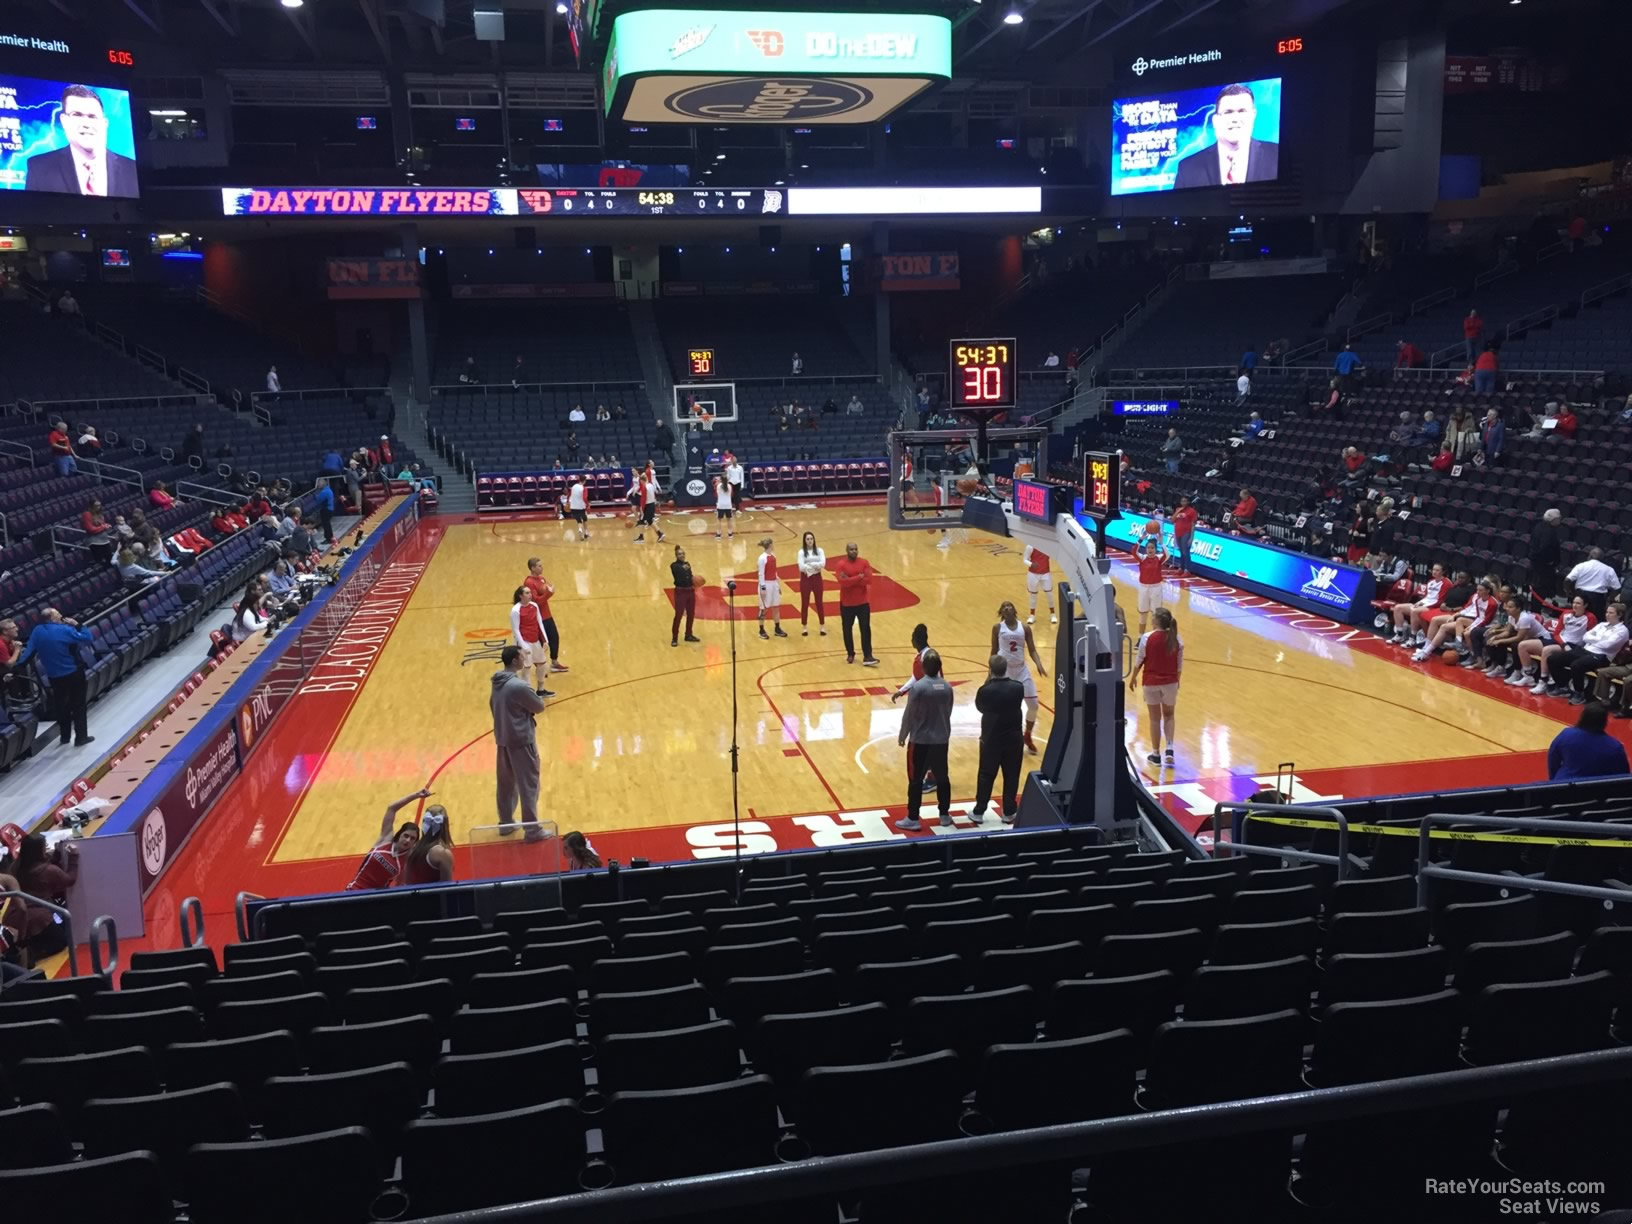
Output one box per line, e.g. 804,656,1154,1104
726,578,742,902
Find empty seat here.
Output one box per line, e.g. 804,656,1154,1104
1463,971,1616,1065
14,1046,161,1122
0,1102,74,1167
222,935,308,967
1096,928,1206,977
589,982,710,1041
922,914,1019,960
450,1000,576,1055
341,978,456,1030
315,925,399,956
754,1004,893,1115
588,952,695,995
262,1063,419,1166
0,1018,76,1066
402,1101,585,1213
849,954,968,1025
520,935,615,975
1143,1009,1303,1107
201,971,309,1010
466,965,576,1010
1184,956,1314,1021
88,982,195,1015
0,1150,171,1224
1452,932,1577,999
601,1075,778,1181
127,946,218,975
1437,896,1539,967
1046,971,1179,1044
904,986,1037,1062
306,1014,441,1077
1319,946,1448,1008
1326,874,1415,915
1306,990,1462,1086
186,1127,381,1224
1324,907,1431,957
435,1040,584,1115
80,1082,250,1188
811,925,912,977
406,915,484,949
712,917,801,946
492,908,571,939
161,1031,302,1113
314,959,412,1001
719,970,841,1029
417,947,514,985
1226,884,1320,924
598,1019,742,1093
975,941,1089,994
82,1005,204,1053
801,1051,965,1155
975,1030,1138,1127
619,926,710,959
212,992,331,1040
1026,903,1118,949
1210,917,1321,965
701,938,802,989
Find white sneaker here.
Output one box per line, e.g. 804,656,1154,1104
1414,632,1427,646
1504,671,1531,686
1051,614,1058,624
893,818,923,832
1026,615,1035,625
1529,679,1549,695
1411,648,1430,662
936,538,950,550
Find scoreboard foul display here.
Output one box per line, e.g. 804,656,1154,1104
1082,451,1122,524
948,337,1017,412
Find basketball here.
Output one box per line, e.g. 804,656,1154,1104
956,476,981,496
692,574,707,588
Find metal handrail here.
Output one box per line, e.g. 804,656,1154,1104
1472,262,1520,289
1581,270,1632,309
176,366,212,395
1344,310,1393,344
1409,286,1456,316
1211,803,1354,878
176,480,245,508
235,891,266,942
180,896,206,948
424,1049,1632,1224
28,393,205,417
1279,338,1328,366
96,460,145,491
250,385,391,409
89,914,118,977
0,890,77,977
0,438,34,464
432,379,650,397
133,343,166,372
1428,341,1465,369
1415,811,1632,908
1535,238,1571,263
0,508,8,546
1505,303,1558,341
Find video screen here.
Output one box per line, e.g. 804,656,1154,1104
0,76,139,199
1110,76,1281,197
101,248,130,267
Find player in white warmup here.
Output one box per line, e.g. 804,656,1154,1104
993,600,1047,754
713,475,735,539
756,537,788,639
1023,545,1056,625
566,476,590,541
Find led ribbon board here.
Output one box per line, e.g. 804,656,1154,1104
602,8,952,125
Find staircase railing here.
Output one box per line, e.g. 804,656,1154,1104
1505,303,1558,342
1472,261,1519,290
1581,270,1632,309
1344,311,1393,344
1279,337,1328,367
1409,286,1456,316
1535,238,1572,264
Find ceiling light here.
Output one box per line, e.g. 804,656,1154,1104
281,0,303,8
715,153,726,160
555,1,568,10
1002,8,1024,23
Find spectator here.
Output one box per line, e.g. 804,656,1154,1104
1370,549,1408,589
845,393,864,415
563,830,602,870
791,351,803,375
346,789,434,891
1316,377,1344,419
231,581,268,643
1160,428,1183,474
315,478,337,545
1544,601,1629,703
80,499,109,535
1565,546,1621,619
244,485,274,521
76,424,100,453
12,834,78,957
148,481,176,510
1529,508,1564,601
1243,410,1264,438
47,419,75,477
1463,309,1483,365
13,608,94,746
1473,344,1500,394
0,876,29,980
1231,487,1259,535
569,403,586,423
1410,410,1442,447
1445,406,1477,459
1372,498,1401,554
1346,502,1374,563
510,355,527,386
56,288,79,316
1235,372,1252,405
399,806,455,885
653,417,675,453
595,403,611,422
282,508,314,558
612,402,627,420
178,423,205,464
265,365,280,395
116,545,168,586
1548,704,1629,780
1065,348,1079,375
1479,408,1504,463
1430,440,1455,472
0,618,18,671
267,559,298,600
1341,445,1367,478
319,448,344,479
1172,495,1199,573
1333,343,1363,390
1240,344,1258,374
459,356,482,384
1554,401,1579,440
1041,350,1060,367
821,396,837,416
566,430,580,462
1395,340,1425,372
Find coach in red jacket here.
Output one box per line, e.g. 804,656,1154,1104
831,541,880,667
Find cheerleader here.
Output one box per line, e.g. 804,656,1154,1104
346,788,433,890
756,537,788,639
797,531,827,636
992,601,1048,753
398,805,455,885
713,474,735,538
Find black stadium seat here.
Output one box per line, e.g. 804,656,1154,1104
801,1051,965,1155
598,1019,743,1093
435,1040,585,1115
0,1150,172,1224
187,1127,381,1224
402,1101,586,1214
601,1075,779,1182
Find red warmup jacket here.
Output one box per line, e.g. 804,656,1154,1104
830,556,873,607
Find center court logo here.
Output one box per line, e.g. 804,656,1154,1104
141,808,167,876
662,78,873,122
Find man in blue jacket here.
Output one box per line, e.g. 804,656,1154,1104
315,479,337,545
14,608,95,747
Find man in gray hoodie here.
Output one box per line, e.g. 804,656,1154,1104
894,649,955,831
491,645,547,839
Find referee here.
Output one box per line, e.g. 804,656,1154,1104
14,608,95,747
971,653,1025,825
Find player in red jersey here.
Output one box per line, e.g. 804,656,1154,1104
1129,607,1183,770
523,557,568,674
510,585,556,698
632,462,666,543
346,788,432,890
890,622,938,791
1023,545,1056,625
1134,521,1169,634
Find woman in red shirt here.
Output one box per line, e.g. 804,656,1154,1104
523,557,568,674
1430,442,1454,473
1473,345,1499,394
1171,496,1200,573
1555,403,1578,439
81,499,109,535
1128,607,1183,771
148,481,176,510
346,789,432,890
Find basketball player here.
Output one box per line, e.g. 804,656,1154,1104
523,557,568,674
1129,606,1182,769
1023,545,1057,625
713,473,735,538
566,476,590,540
756,537,788,639
992,600,1047,753
890,622,938,792
509,585,556,697
725,452,745,511
797,531,827,636
670,544,701,647
632,462,666,543
1134,522,1169,634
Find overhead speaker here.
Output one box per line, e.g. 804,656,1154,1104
473,8,506,40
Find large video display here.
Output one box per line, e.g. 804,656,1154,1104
1111,76,1281,197
0,76,139,198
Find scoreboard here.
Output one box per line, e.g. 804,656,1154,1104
687,348,716,378
1082,451,1122,524
948,337,1018,412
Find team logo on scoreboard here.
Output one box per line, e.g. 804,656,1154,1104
661,77,873,122
669,25,715,59
745,29,785,56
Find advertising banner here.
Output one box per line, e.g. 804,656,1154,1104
875,251,960,291
135,721,239,894
326,257,421,299
1110,75,1281,196
604,8,951,124
1111,399,1178,416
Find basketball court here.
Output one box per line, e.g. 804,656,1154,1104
142,494,1589,945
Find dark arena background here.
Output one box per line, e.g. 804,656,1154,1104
2,0,1632,1219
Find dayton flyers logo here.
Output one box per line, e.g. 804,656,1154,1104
745,29,785,56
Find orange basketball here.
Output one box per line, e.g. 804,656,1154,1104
692,574,707,588
956,477,981,496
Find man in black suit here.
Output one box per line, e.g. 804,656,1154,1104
1172,83,1279,190
24,85,139,199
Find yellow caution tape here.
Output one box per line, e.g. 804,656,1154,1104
1244,813,1632,850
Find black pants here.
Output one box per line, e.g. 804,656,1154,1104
1532,564,1559,602
973,735,1024,819
1579,589,1610,620
319,504,335,544
840,603,873,661
1468,624,1490,659
541,617,560,662
1549,647,1610,694
49,669,88,744
907,741,950,822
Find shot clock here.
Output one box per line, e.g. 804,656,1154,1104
687,348,715,378
948,337,1017,412
1082,451,1122,525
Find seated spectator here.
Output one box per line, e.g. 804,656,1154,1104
846,393,864,415
822,397,837,415
211,506,246,535
1231,487,1259,536
1410,410,1442,447
47,419,75,477
148,481,176,510
552,457,564,472
109,513,134,543
1548,703,1630,779
115,547,167,586
282,508,314,558
459,356,482,384
1243,411,1264,438
1474,344,1500,394
231,583,269,643
1430,440,1455,472
76,424,101,453
1315,378,1344,419
612,402,627,420
595,403,611,422
243,486,273,521
56,288,79,316
564,830,602,870
1370,549,1408,589
569,403,587,423
13,834,78,958
80,499,109,535
606,454,619,468
1554,402,1579,440
1394,340,1425,372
